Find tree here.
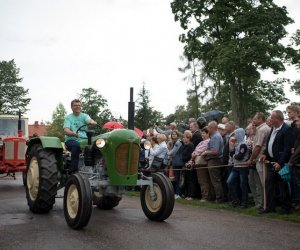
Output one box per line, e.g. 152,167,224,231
78,87,114,127
171,0,300,126
0,59,31,114
179,55,204,118
46,103,67,141
135,84,164,130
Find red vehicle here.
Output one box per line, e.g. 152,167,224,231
0,113,28,184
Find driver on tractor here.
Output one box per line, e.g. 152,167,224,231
63,99,97,172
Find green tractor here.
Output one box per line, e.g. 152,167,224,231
25,125,175,229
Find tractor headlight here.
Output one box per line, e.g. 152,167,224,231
95,138,106,148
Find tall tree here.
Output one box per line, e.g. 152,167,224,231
46,103,67,141
0,60,30,114
171,0,300,126
135,84,164,130
179,55,204,118
78,87,113,127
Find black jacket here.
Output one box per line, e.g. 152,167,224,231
182,142,194,163
263,123,293,167
192,130,202,148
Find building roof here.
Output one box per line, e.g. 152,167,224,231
28,121,48,137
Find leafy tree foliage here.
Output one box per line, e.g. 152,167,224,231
179,56,203,118
0,60,30,114
46,103,67,141
165,105,189,124
78,87,114,128
135,84,164,130
171,0,300,126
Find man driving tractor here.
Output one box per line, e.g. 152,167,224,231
63,99,97,172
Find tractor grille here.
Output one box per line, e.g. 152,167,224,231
4,140,26,160
115,143,139,175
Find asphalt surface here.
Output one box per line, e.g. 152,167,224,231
1,173,300,250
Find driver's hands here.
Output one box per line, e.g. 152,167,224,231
71,132,78,137
88,119,97,125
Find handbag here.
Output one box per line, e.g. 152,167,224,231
163,156,171,166
278,164,292,195
151,156,163,169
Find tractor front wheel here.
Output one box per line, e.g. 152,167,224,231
140,172,174,221
63,173,92,229
26,144,58,213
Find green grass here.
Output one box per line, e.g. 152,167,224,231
125,191,300,223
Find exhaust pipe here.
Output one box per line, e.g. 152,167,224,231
18,110,23,137
128,87,135,130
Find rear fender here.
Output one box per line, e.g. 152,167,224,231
26,136,64,172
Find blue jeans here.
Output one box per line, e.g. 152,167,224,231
65,140,81,171
227,168,249,207
172,166,183,196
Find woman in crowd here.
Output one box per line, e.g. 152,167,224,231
227,128,250,208
192,127,212,202
148,133,169,169
167,130,184,199
181,130,195,200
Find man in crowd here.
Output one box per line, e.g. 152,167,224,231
247,112,271,209
288,111,300,210
201,121,225,202
190,121,202,147
155,122,176,137
260,110,293,214
63,99,97,172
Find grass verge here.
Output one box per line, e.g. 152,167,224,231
125,191,300,223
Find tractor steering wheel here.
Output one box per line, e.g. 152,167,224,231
76,124,102,139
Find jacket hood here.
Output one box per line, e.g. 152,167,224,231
234,128,245,144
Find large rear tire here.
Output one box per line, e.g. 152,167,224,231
26,144,58,213
63,173,93,229
140,172,174,221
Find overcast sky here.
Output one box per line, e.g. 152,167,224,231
1,0,299,124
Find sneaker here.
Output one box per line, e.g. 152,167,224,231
174,194,180,199
200,199,208,202
185,197,193,201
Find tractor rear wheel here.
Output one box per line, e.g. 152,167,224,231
140,172,174,221
64,173,92,229
26,144,58,213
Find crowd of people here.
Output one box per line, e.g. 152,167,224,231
139,105,300,215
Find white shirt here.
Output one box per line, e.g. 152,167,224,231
267,124,283,158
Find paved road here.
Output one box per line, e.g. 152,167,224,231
1,173,300,250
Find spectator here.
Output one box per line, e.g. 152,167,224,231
145,135,159,167
221,116,229,125
288,113,300,211
260,110,294,214
223,121,236,165
193,127,212,202
201,121,225,203
227,128,250,208
247,112,271,209
155,122,174,137
190,121,202,147
266,116,272,127
286,105,300,128
189,121,203,198
167,130,184,199
181,130,195,199
148,134,169,167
